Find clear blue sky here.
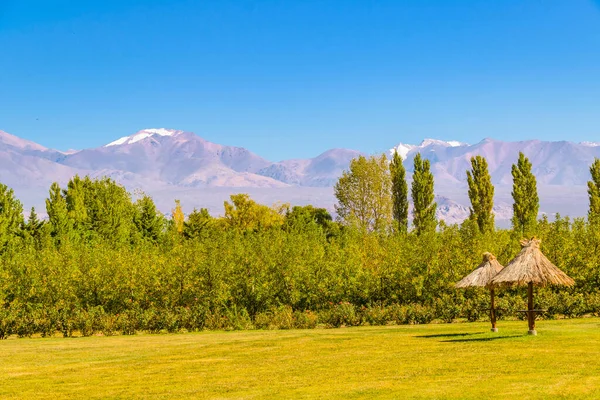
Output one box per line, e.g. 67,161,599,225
1,0,600,160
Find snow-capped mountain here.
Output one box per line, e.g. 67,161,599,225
105,128,185,147
0,128,596,223
391,138,468,160
390,137,600,186
61,128,281,188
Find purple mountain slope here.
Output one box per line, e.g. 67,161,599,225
0,128,596,223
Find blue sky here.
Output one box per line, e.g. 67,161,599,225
1,0,600,160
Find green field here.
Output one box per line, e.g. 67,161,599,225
2,318,600,399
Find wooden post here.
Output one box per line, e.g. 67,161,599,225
490,288,498,332
527,282,537,335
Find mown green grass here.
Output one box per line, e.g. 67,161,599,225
1,318,600,399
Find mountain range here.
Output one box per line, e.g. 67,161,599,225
0,128,596,224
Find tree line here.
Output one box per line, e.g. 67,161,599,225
334,151,541,236
0,152,599,338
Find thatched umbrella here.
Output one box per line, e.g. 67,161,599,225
455,252,504,332
489,237,575,335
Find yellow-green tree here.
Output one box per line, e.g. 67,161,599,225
172,199,185,234
222,194,284,232
334,154,392,232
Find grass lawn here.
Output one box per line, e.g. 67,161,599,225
1,318,600,399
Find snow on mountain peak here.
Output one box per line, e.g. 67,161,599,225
580,141,600,147
389,143,416,160
105,128,184,147
390,138,467,159
420,138,467,147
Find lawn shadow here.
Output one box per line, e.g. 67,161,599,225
441,335,521,343
416,332,484,339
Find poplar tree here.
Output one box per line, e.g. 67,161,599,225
334,154,392,232
411,153,437,235
172,199,185,234
511,152,539,237
467,155,495,233
587,158,600,225
390,151,409,233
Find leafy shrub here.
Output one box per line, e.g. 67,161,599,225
403,303,434,325
222,306,253,331
586,292,600,316
100,313,118,336
292,310,318,329
319,302,359,328
0,307,15,339
359,305,390,326
434,294,462,323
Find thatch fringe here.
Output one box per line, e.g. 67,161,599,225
455,252,504,288
489,237,575,288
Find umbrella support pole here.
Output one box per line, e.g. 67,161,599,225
527,282,537,335
490,288,498,332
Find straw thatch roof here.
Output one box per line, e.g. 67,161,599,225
489,238,575,288
455,252,504,288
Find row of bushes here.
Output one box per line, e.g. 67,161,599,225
3,291,599,338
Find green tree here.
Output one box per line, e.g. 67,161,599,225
84,177,135,245
24,207,43,236
587,158,600,225
184,208,212,239
284,205,337,238
133,194,164,242
0,183,24,248
411,153,437,235
511,152,539,237
466,155,495,233
65,175,89,232
46,182,72,241
390,151,409,233
334,154,392,232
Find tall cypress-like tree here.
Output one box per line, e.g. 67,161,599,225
511,152,539,237
467,155,495,233
587,158,600,225
390,151,409,233
411,153,437,235
172,199,185,234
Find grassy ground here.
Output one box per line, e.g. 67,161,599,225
1,318,600,399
